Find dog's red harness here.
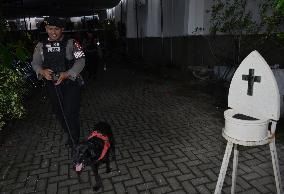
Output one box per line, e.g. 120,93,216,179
87,131,110,161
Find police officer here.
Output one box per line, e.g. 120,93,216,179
32,17,85,146
82,31,98,79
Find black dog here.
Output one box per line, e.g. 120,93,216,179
73,122,116,191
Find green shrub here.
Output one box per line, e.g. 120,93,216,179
276,0,284,13
0,19,30,129
0,65,26,128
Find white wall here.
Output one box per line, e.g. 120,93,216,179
111,0,256,38
16,18,38,30
7,17,42,30
145,0,161,37
125,0,138,38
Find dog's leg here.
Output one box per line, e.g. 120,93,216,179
105,154,111,173
111,144,116,161
110,145,118,171
76,172,83,183
91,164,102,191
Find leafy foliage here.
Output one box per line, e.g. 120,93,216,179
0,66,26,128
0,15,31,128
276,0,284,13
208,0,284,66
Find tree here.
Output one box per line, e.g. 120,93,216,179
208,0,284,66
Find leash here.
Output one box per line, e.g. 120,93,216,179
52,79,76,146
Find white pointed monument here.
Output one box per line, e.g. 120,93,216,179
214,51,283,194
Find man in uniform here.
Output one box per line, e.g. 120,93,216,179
32,17,85,146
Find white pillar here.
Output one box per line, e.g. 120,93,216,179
186,0,206,35
114,2,122,22
126,0,138,38
145,0,161,37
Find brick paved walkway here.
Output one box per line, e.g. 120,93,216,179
0,63,284,194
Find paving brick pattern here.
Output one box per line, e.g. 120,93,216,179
0,65,284,194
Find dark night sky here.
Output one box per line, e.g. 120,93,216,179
2,0,120,18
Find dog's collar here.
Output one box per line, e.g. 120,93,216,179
88,131,110,161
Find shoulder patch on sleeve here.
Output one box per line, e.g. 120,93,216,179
73,40,83,51
73,40,85,59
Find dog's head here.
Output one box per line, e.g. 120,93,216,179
73,139,104,172
73,121,112,172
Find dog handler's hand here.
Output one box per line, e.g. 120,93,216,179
55,71,70,85
40,69,53,80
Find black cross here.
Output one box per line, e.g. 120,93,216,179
242,69,261,96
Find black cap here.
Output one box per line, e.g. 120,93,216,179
44,17,65,28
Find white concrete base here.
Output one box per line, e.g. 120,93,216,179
224,109,270,142
222,129,270,146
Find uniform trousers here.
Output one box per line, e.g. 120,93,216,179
46,79,81,145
